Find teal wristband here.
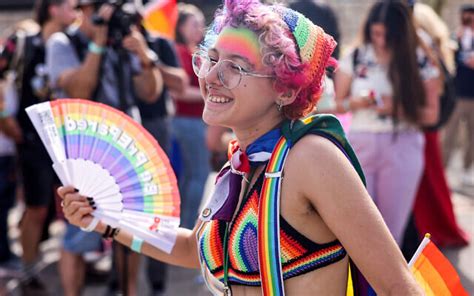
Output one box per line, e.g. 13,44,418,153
88,42,105,55
130,235,144,253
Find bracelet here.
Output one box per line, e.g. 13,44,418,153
141,59,154,69
88,42,105,55
102,225,120,239
102,225,112,239
112,227,120,238
130,235,144,253
80,216,99,232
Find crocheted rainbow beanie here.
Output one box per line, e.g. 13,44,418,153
274,6,337,85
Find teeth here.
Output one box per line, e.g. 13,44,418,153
208,96,232,103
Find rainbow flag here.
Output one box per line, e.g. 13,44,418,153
143,0,178,40
409,234,468,295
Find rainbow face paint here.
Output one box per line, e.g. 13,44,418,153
214,27,262,69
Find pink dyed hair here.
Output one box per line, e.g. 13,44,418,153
203,0,335,119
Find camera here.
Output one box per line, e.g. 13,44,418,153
91,0,140,47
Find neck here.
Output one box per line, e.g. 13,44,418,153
187,43,197,52
41,21,62,41
373,45,390,64
232,113,284,152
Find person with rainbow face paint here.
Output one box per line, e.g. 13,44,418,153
57,0,423,295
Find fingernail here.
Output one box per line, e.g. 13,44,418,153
89,201,95,206
74,188,79,192
86,197,93,201
92,206,97,210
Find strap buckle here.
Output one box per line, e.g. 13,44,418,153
223,285,232,296
265,171,283,179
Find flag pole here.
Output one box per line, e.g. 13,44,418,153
408,233,431,268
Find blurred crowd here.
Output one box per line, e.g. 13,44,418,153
0,0,472,295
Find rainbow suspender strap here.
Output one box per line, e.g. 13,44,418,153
257,136,290,296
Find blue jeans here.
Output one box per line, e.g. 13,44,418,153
172,117,210,229
63,224,102,254
0,156,16,262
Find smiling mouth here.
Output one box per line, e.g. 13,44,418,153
207,95,233,103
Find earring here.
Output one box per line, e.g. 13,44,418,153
277,101,283,112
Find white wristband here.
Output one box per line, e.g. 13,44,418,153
80,216,99,232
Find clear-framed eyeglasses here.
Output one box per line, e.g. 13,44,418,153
191,51,274,90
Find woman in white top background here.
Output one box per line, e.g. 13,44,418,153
334,0,440,246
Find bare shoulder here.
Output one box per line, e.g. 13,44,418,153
284,134,366,207
285,134,353,174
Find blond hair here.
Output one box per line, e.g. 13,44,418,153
414,3,455,74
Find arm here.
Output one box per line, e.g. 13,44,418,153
372,77,440,125
418,77,441,126
122,28,163,103
52,5,113,99
333,69,352,113
170,85,203,102
58,186,201,269
54,46,103,99
158,64,188,96
287,136,422,295
334,66,375,113
131,60,163,103
0,116,22,143
170,44,203,102
154,38,189,95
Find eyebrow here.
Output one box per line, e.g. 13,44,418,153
208,48,255,70
228,54,255,70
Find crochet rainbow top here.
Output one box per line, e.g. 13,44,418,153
198,170,347,286
275,7,337,86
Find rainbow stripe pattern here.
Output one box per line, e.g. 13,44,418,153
258,137,289,295
26,99,180,253
143,0,178,40
198,189,346,286
275,7,337,86
409,234,468,295
216,27,262,67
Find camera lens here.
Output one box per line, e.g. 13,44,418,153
91,15,106,25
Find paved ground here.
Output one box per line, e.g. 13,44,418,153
0,151,473,296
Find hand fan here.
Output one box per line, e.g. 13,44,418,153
26,99,180,253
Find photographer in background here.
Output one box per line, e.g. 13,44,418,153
46,0,163,295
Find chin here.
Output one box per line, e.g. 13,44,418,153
202,110,220,126
202,109,230,128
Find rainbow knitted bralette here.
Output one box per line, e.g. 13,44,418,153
198,170,347,286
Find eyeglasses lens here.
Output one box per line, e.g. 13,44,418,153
192,52,242,89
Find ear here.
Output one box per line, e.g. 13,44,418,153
277,87,301,107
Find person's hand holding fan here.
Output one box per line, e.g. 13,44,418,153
26,99,180,253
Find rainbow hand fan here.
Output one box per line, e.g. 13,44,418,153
26,99,180,253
